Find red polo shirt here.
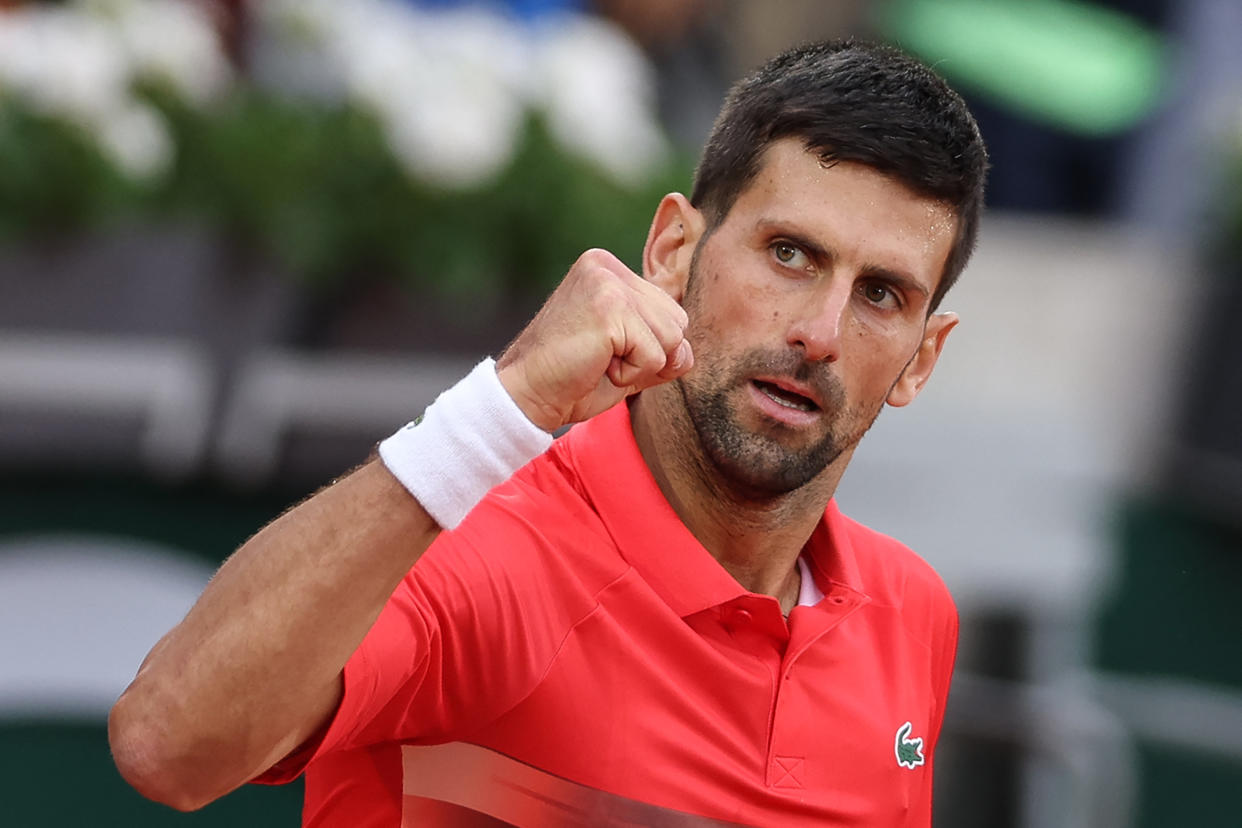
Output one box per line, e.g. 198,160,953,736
262,402,958,826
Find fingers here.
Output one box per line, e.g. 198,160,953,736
606,315,692,391
582,251,691,391
660,340,694,380
498,248,695,430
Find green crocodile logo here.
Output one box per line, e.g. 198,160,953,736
894,722,925,769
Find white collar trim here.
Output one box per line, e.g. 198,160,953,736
797,555,825,607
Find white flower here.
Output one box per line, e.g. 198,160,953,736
198,0,669,190
380,65,524,190
95,100,174,180
335,6,429,111
533,15,669,187
329,2,526,188
0,3,176,183
416,5,534,101
113,0,233,106
0,7,131,124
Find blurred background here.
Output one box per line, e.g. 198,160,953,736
1,0,1239,825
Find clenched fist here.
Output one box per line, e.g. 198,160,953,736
497,249,694,432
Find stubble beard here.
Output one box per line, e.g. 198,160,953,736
676,350,873,499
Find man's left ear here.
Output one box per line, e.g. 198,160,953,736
887,312,959,408
642,192,705,302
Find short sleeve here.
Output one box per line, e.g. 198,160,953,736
251,450,625,783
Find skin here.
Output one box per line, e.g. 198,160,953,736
629,139,959,608
107,138,957,811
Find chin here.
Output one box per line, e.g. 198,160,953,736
703,433,841,499
680,379,841,496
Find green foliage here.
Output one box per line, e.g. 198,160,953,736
0,101,145,242
0,86,691,299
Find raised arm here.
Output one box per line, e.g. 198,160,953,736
107,246,693,811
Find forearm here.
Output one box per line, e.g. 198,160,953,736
108,459,439,810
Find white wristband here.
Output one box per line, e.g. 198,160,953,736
379,357,553,529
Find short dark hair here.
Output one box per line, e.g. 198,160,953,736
691,40,988,311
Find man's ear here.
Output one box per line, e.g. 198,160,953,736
643,193,705,302
887,312,959,408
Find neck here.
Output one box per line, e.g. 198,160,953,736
629,387,850,608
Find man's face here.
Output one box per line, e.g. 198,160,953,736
674,139,958,497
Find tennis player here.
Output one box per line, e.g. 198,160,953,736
111,39,987,827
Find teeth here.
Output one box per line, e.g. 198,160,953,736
758,383,814,412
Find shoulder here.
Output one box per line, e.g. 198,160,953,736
461,428,613,554
836,511,958,645
383,433,627,703
415,430,625,615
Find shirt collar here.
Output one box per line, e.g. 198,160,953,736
564,402,870,617
806,499,868,598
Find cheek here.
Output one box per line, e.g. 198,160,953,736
724,279,787,336
685,254,793,357
687,283,768,342
844,328,918,389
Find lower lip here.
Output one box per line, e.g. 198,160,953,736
747,382,821,427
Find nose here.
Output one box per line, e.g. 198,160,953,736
785,283,849,363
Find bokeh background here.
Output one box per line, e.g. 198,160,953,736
1,1,1239,826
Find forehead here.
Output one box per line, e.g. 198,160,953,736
727,139,957,287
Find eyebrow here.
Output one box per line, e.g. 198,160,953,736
859,263,931,299
755,219,931,299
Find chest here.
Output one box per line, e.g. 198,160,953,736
473,575,941,826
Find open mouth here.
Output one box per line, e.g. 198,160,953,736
753,380,819,413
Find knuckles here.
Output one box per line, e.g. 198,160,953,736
524,246,693,397
585,279,631,320
575,247,622,271
568,252,685,335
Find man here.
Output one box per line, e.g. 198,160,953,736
110,39,987,827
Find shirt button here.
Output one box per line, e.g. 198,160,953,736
729,607,754,628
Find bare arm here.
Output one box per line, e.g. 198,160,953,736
108,245,694,810
108,459,440,810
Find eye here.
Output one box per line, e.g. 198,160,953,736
858,281,900,310
770,241,809,269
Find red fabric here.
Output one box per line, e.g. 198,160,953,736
258,402,958,827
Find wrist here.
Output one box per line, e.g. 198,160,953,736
496,363,564,433
379,358,554,530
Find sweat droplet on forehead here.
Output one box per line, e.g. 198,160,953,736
920,203,956,252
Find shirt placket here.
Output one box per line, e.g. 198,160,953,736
764,587,868,789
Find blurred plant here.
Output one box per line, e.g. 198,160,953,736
0,0,689,299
